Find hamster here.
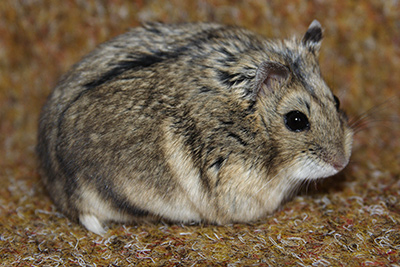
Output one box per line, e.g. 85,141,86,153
37,20,353,235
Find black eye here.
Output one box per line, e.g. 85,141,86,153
333,95,340,110
284,111,310,132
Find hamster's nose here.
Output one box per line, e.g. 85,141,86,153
331,153,349,171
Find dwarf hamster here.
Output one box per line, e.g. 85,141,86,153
37,20,353,235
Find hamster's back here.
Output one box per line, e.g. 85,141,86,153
38,23,267,229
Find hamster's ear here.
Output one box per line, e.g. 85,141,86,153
302,20,323,53
252,61,290,101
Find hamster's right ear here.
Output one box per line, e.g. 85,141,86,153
251,61,290,101
302,20,323,53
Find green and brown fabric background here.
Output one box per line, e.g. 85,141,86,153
1,1,399,266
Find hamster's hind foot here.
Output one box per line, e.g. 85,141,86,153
79,214,107,235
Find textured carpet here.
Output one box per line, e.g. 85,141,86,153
1,1,399,266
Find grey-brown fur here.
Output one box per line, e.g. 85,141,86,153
37,21,353,234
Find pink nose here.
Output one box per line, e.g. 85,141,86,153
331,153,348,171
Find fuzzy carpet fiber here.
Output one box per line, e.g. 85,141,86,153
1,1,399,266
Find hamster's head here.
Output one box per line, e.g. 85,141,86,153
253,20,353,181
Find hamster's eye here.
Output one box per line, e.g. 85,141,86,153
284,111,310,132
333,95,340,110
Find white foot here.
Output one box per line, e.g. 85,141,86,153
79,214,107,235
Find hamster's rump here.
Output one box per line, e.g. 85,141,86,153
37,21,353,235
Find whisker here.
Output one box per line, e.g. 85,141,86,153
349,99,399,134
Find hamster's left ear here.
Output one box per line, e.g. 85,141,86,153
302,20,323,53
251,61,290,101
